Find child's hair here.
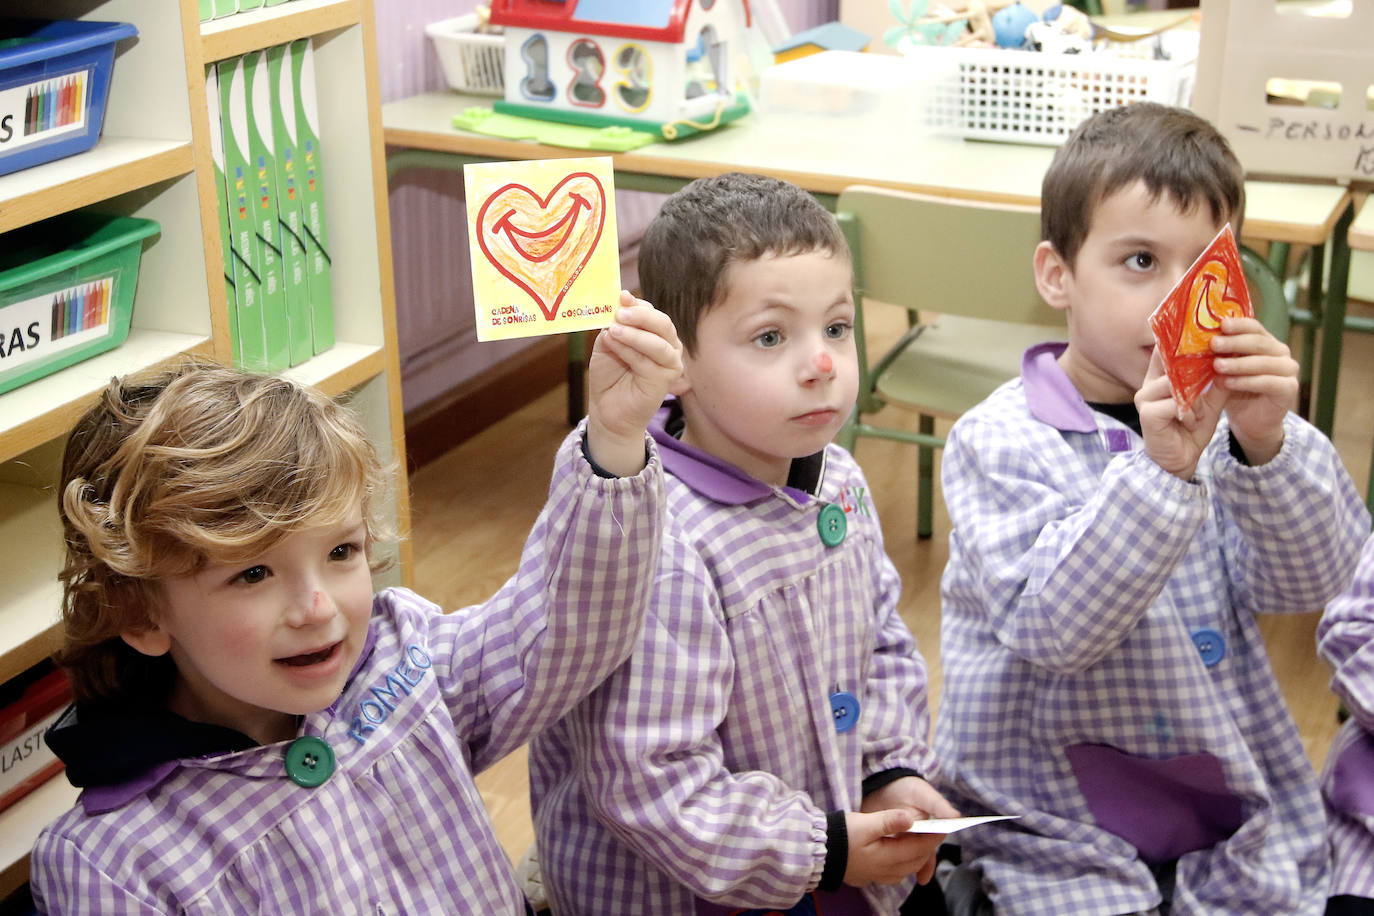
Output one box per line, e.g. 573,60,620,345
55,358,392,704
637,171,849,353
1041,102,1245,268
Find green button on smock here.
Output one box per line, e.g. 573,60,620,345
284,735,335,788
817,503,847,547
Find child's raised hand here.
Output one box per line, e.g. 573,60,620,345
842,808,947,888
585,291,683,477
1137,347,1228,481
1211,316,1297,465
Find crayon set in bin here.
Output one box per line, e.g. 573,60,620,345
22,72,86,136
0,18,135,177
50,278,112,342
209,38,334,373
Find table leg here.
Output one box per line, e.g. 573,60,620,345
1312,201,1355,437
567,330,587,426
1299,242,1322,419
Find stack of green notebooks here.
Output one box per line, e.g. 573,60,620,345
209,38,334,372
199,0,297,22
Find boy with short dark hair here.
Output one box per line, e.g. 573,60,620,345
934,103,1369,915
530,172,957,914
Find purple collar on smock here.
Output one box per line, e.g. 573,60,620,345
648,400,824,505
80,617,382,814
1021,342,1099,434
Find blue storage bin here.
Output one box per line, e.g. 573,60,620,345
0,19,137,177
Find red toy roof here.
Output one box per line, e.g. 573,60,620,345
489,0,749,44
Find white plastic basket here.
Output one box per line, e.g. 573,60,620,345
916,32,1199,145
426,14,505,96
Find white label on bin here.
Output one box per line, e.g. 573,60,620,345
0,704,63,801
0,275,115,372
0,69,90,151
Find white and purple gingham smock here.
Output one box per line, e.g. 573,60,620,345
30,426,664,915
529,402,937,915
1318,532,1374,899
934,343,1369,916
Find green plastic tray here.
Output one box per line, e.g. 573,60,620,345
0,212,159,396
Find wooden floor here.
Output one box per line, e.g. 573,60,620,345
408,301,1374,867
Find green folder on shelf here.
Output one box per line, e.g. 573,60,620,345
267,43,314,367
243,49,290,372
288,38,334,354
218,55,268,372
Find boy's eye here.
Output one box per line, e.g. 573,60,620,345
825,321,852,340
330,543,358,562
1126,251,1155,272
754,329,782,348
234,565,269,585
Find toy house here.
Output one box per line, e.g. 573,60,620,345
487,0,755,137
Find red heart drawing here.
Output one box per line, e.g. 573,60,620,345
475,171,607,321
1149,224,1253,412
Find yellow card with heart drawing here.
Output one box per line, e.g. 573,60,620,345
464,157,621,342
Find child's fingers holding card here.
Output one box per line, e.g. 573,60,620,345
599,301,682,378
1135,349,1175,416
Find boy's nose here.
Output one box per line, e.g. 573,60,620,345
288,585,336,627
804,347,835,382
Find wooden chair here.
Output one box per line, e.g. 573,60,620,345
834,185,1066,539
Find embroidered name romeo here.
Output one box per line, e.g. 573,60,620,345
348,644,433,745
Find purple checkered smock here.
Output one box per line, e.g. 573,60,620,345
530,402,937,915
30,426,664,915
1318,533,1374,899
935,343,1369,916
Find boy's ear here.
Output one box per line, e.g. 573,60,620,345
121,624,172,657
667,361,692,397
1033,240,1072,312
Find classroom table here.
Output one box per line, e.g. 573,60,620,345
383,90,1354,434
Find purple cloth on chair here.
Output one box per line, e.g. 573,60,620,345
1327,728,1374,818
1066,743,1245,864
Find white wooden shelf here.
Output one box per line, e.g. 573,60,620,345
0,774,81,900
0,484,64,685
0,330,214,464
200,0,360,62
0,140,195,234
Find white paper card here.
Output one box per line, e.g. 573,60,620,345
904,815,1020,835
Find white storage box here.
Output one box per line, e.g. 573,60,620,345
916,31,1199,145
426,14,505,96
758,51,927,127
1193,0,1373,182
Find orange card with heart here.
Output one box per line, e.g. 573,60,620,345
1148,224,1253,413
465,157,621,342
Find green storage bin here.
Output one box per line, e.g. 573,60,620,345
0,212,158,396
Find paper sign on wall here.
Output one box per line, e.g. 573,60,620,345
1149,224,1254,414
465,157,620,342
